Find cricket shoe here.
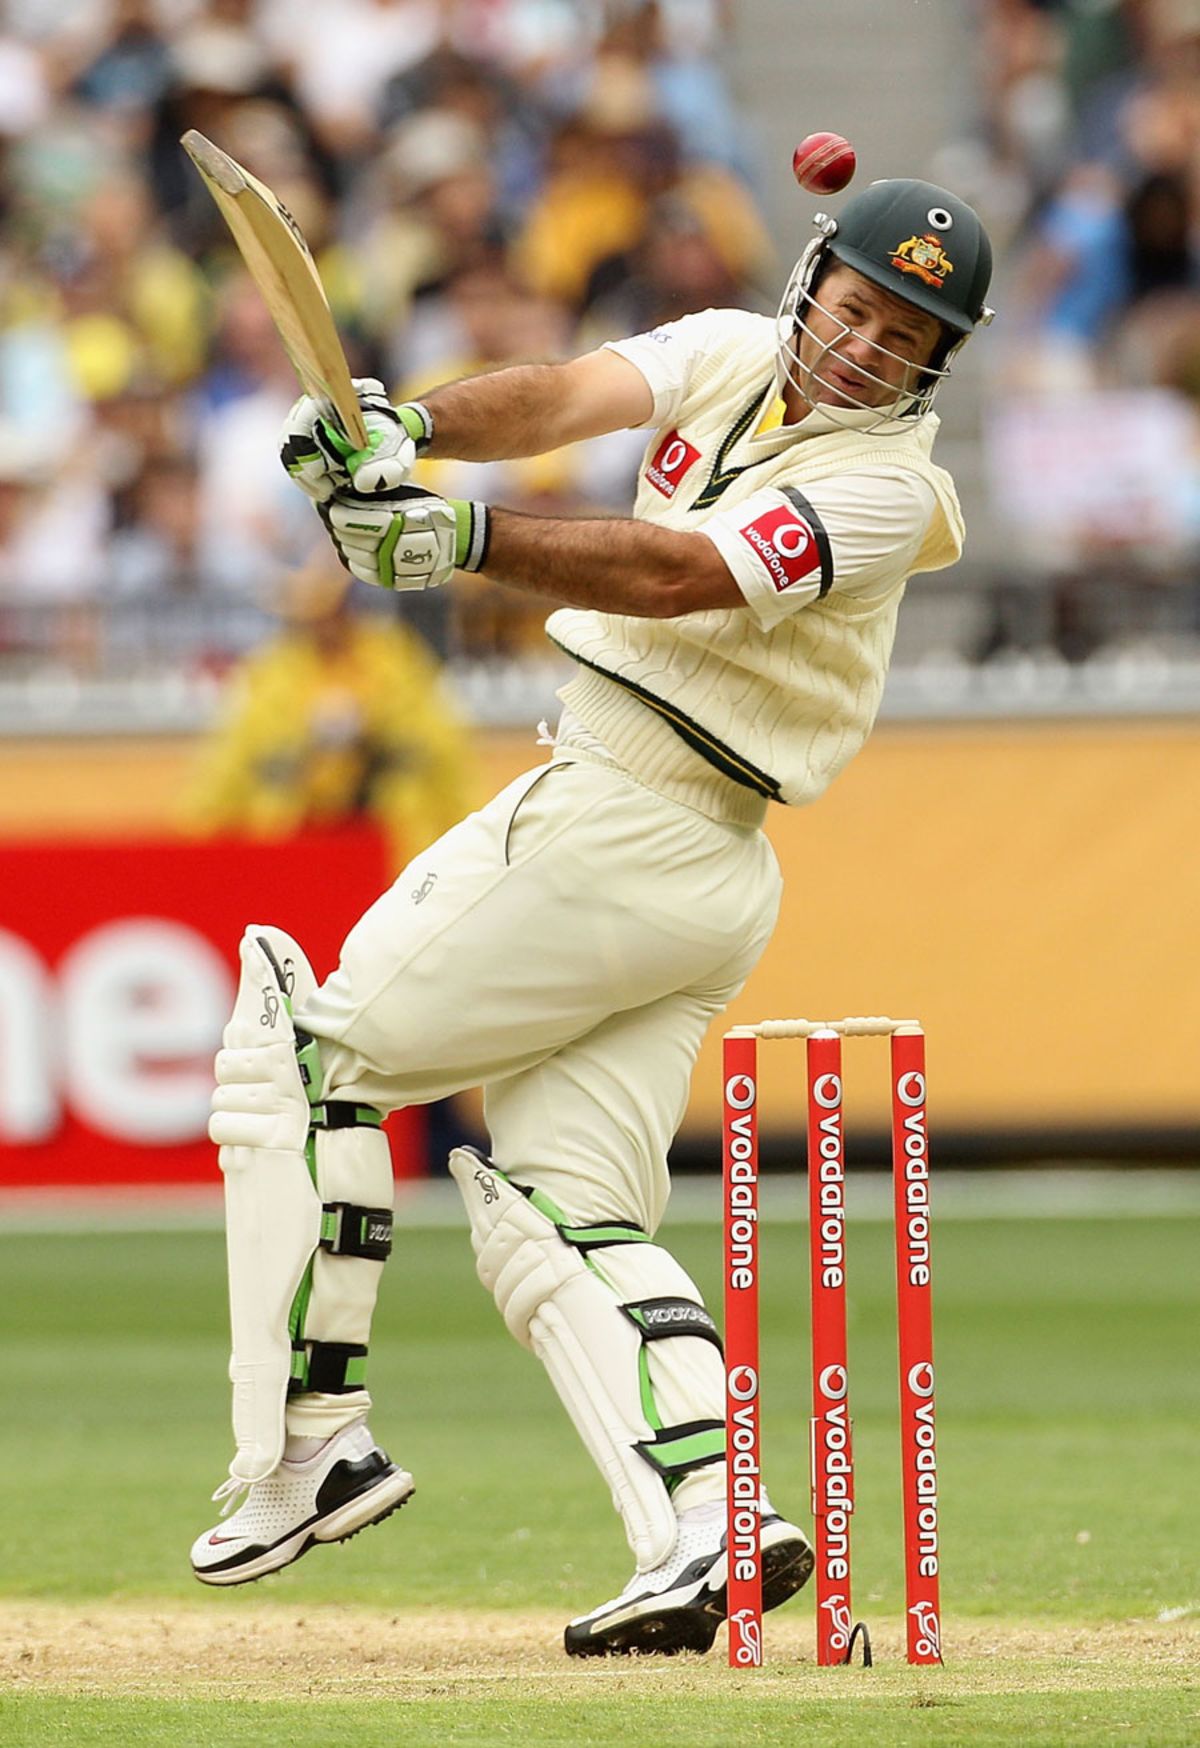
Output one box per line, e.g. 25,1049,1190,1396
190,1420,414,1586
563,1499,813,1658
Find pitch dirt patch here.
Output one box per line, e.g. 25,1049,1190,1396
1,1602,1198,1702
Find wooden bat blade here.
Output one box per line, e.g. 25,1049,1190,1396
182,129,368,448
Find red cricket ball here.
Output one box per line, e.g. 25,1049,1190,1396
792,132,857,196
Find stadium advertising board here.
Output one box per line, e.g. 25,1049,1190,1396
0,828,424,1187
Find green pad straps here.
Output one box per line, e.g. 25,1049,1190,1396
289,1342,369,1394
558,1221,651,1254
620,1297,725,1481
311,1102,382,1130
288,1099,388,1395
622,1296,722,1351
636,1418,727,1477
319,1202,393,1261
516,1173,726,1486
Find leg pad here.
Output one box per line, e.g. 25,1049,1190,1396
450,1148,726,1570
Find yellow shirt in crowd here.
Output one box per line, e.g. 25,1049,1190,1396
180,613,474,870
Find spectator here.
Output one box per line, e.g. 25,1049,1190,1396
398,258,572,429
361,107,507,381
1124,169,1194,302
0,34,53,141
1007,161,1131,385
514,108,653,308
178,552,474,870
70,0,177,127
190,276,315,592
108,450,202,598
0,420,109,608
379,47,546,222
0,243,86,446
582,188,771,339
69,168,211,389
598,0,746,173
259,0,447,161
441,0,604,83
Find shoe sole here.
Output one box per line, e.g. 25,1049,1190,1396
193,1468,415,1587
564,1529,815,1658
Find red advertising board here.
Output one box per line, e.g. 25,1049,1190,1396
0,828,427,1187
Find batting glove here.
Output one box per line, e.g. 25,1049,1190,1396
280,378,433,503
322,485,489,591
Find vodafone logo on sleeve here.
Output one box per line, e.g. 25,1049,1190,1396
647,430,701,499
739,505,823,592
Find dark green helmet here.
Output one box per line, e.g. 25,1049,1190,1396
775,176,995,428
821,178,993,337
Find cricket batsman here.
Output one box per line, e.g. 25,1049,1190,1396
190,178,993,1657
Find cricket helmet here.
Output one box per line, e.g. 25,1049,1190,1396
777,177,995,428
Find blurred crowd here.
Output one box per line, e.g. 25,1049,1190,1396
929,0,1200,664
9,0,1199,700
0,0,773,682
980,0,1200,391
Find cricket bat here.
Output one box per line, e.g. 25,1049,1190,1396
181,129,368,449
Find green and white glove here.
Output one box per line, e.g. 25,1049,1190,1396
280,378,433,504
322,485,489,591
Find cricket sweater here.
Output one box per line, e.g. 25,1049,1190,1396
546,307,964,825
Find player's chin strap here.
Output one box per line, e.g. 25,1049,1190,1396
208,926,393,1498
450,1148,726,1571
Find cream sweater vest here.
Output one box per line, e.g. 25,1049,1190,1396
548,314,965,824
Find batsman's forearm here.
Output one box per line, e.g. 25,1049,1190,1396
421,367,580,460
479,508,737,618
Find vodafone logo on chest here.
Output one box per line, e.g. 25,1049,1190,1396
647,430,701,499
739,504,823,592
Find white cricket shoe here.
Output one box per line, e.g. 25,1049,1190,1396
563,1499,813,1657
190,1420,414,1586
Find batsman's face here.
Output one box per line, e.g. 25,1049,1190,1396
794,264,942,413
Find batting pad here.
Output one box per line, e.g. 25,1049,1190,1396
284,1112,393,1433
210,926,321,1485
450,1149,725,1571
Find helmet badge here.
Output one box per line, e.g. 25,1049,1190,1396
890,233,955,290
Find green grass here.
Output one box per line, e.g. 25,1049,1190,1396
5,1685,1200,1748
1,1205,1197,1744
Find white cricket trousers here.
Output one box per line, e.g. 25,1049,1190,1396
288,749,781,1486
300,748,782,1234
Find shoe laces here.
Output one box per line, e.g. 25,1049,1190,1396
211,1475,251,1517
209,1419,375,1516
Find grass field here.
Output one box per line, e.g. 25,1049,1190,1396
2,1179,1198,1744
